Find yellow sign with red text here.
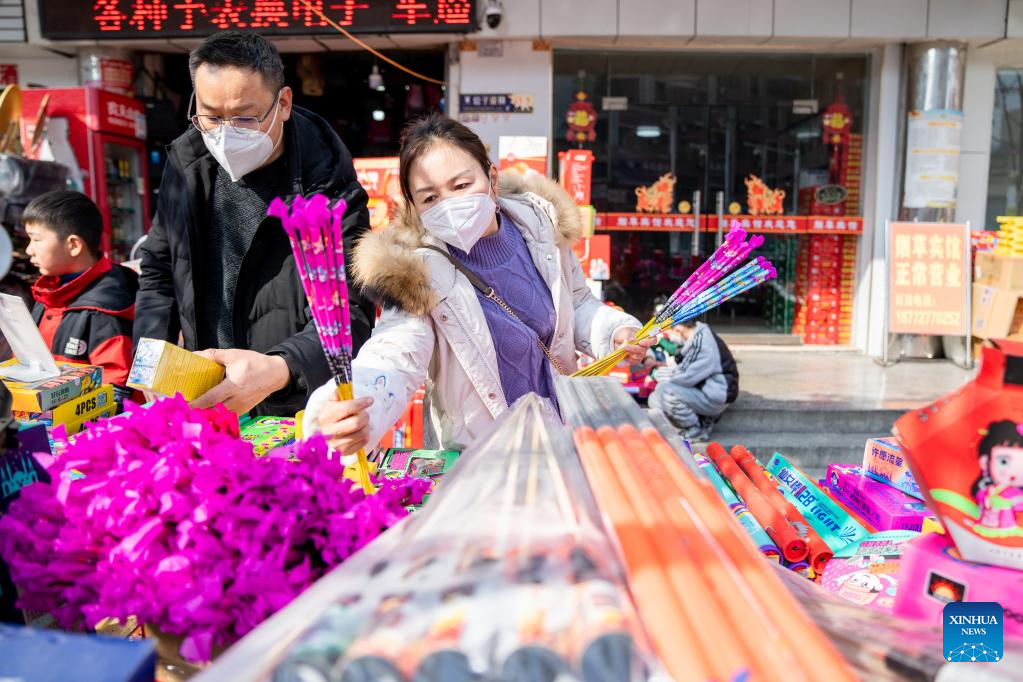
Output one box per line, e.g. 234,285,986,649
888,222,968,336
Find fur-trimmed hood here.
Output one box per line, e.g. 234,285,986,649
353,170,583,316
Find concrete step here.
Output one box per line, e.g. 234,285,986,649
692,431,870,481
713,405,904,436
719,333,803,346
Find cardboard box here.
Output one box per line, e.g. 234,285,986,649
820,530,919,613
127,339,225,401
377,448,459,480
822,465,932,532
862,436,924,500
971,284,1023,340
12,384,114,426
975,251,1023,290
18,398,118,435
893,533,1023,639
1,361,104,413
239,416,296,457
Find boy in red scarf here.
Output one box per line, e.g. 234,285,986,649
25,191,137,400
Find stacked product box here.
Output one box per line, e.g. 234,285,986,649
803,235,844,344
838,235,857,344
13,384,117,436
862,436,923,501
821,464,932,532
2,362,113,435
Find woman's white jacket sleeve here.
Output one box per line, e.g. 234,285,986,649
564,244,642,358
303,306,434,449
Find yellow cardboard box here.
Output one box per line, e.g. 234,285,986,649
127,338,225,401
1,361,104,413
12,384,114,426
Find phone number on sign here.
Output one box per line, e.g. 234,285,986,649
894,310,961,326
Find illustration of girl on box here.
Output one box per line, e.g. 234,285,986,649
956,420,1023,538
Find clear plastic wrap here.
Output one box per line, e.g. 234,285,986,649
196,395,662,682
774,563,1023,681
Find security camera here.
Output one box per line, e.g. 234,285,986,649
484,0,503,29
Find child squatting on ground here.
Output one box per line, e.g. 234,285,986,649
647,319,739,442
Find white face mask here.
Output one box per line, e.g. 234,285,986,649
418,191,497,253
201,102,282,182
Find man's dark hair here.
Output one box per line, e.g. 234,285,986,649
188,30,285,93
22,191,103,257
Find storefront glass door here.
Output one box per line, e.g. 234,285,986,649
553,51,868,336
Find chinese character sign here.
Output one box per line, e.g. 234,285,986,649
888,222,968,336
39,0,475,38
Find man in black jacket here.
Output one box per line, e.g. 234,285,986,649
135,31,373,416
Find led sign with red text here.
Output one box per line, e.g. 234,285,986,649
40,1,475,39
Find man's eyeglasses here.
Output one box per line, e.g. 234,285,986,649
188,90,281,134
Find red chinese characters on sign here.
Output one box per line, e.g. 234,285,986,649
593,214,865,235
251,0,289,27
888,222,968,336
393,1,431,24
559,149,594,206
596,213,699,232
129,1,169,30
293,0,326,26
95,0,128,30
174,1,206,29
75,0,473,35
329,0,367,25
435,0,471,23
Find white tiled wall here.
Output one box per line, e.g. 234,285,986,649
851,0,928,39
695,0,773,38
773,0,851,38
483,0,1009,41
618,0,695,38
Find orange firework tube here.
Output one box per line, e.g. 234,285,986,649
571,427,714,681
705,442,808,563
821,485,880,534
615,424,794,680
643,429,857,682
596,425,755,682
730,446,834,575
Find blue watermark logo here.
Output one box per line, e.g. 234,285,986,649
943,602,1003,663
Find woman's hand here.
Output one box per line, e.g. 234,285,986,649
612,328,657,364
317,394,374,454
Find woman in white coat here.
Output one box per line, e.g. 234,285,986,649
304,115,648,453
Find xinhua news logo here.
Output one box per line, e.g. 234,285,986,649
943,602,1004,663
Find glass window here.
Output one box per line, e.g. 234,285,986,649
553,51,869,332
987,68,1023,227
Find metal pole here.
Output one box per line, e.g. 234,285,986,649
965,221,973,369
880,220,892,366
691,190,702,259
716,191,725,247
895,42,968,360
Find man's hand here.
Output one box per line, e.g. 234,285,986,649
191,349,292,414
612,327,657,364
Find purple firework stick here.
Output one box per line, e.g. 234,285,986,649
676,258,773,314
328,197,354,361
658,231,763,323
680,259,776,315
